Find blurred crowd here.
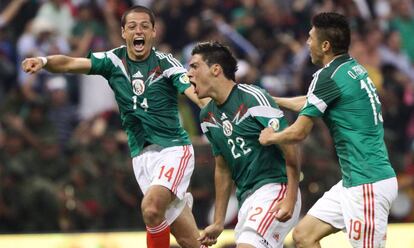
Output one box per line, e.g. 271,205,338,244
0,0,413,234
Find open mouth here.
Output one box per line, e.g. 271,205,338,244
190,81,198,94
133,37,145,51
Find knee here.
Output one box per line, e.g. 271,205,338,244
141,199,165,226
293,226,315,248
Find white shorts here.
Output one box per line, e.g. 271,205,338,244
235,183,301,248
132,144,195,225
308,177,398,248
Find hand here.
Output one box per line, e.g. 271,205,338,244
259,127,275,146
198,223,224,246
270,198,295,222
21,57,44,74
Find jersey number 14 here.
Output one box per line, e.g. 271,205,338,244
132,96,149,111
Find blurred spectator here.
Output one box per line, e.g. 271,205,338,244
17,18,70,102
45,76,79,151
390,0,414,63
34,0,74,38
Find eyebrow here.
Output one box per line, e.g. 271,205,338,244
189,62,197,68
126,20,151,25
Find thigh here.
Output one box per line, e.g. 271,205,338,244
156,145,195,199
170,204,201,248
236,183,301,248
307,180,346,230
132,145,194,200
132,147,161,194
294,214,339,245
342,177,398,248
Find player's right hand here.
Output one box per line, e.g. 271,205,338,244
21,57,44,74
198,223,224,246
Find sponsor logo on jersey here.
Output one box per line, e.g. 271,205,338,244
268,118,280,131
222,120,233,137
132,70,143,78
220,112,228,120
132,79,145,95
179,73,190,84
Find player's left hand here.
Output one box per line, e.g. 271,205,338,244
270,198,294,222
259,127,275,146
198,223,223,246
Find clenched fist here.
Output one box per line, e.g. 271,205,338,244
21,57,45,74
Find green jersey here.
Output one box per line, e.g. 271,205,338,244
88,46,191,157
300,54,396,187
200,84,288,205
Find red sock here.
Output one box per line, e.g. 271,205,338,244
146,220,170,248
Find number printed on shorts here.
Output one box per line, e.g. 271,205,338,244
248,207,263,222
159,165,174,182
348,219,362,240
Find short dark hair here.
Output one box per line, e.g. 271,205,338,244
121,5,155,28
191,41,238,81
312,12,350,55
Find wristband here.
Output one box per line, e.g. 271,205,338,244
39,57,48,67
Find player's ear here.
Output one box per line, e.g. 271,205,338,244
321,40,330,53
152,25,157,38
121,27,126,40
211,64,221,77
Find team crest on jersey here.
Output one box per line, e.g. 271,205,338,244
222,120,233,136
179,74,190,84
268,118,280,131
132,79,145,95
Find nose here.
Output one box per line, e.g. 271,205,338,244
187,69,193,78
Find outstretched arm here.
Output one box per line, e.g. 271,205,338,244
198,155,233,246
272,96,306,113
259,115,314,145
22,55,92,75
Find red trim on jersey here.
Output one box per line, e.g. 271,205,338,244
369,184,375,248
257,183,287,236
171,145,191,194
363,184,375,248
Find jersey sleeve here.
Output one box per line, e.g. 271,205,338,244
87,51,114,79
199,108,222,156
300,69,341,117
239,84,288,132
159,53,191,94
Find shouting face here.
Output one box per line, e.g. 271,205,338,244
307,27,324,66
122,11,156,61
187,54,214,99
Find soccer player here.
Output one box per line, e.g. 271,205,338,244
259,12,398,248
188,41,301,248
22,5,207,248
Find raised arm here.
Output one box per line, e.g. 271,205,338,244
272,143,300,222
273,96,306,112
198,155,233,246
22,55,92,75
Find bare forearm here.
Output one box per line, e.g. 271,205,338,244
0,0,26,25
213,166,233,226
273,96,306,112
270,125,307,144
281,144,300,203
44,55,91,74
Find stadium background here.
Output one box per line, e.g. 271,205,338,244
0,0,413,247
